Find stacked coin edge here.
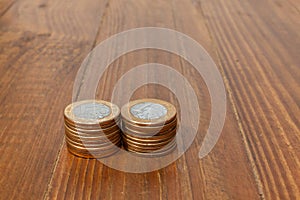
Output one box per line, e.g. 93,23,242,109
64,100,122,159
121,99,177,157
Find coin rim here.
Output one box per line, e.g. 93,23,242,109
66,138,121,151
122,120,177,137
124,140,177,156
64,122,121,135
122,136,175,148
121,99,177,127
67,143,121,159
65,133,121,148
64,100,120,126
65,128,121,142
64,116,120,130
122,126,177,142
122,117,177,135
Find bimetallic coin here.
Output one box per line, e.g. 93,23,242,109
73,102,111,119
64,100,120,126
130,102,167,120
121,98,178,157
121,99,176,127
64,100,123,159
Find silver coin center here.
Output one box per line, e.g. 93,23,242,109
130,102,167,120
73,102,111,120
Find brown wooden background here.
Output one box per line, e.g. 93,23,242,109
0,0,299,199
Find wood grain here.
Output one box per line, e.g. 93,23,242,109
0,0,15,17
197,0,300,199
0,0,298,199
0,0,108,199
46,0,259,199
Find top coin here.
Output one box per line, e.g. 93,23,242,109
121,99,177,126
64,100,120,126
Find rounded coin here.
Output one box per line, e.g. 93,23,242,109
121,99,176,127
64,100,120,127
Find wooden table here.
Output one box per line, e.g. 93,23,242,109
0,0,299,199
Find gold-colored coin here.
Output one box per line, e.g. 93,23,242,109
66,138,121,152
65,134,121,148
65,130,121,144
122,117,177,136
66,143,121,159
64,100,123,159
124,140,177,156
123,123,177,138
122,134,174,146
121,98,178,157
124,138,174,150
64,122,121,136
121,99,176,127
64,116,120,130
122,126,177,143
64,100,120,127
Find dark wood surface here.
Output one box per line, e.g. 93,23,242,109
0,0,299,199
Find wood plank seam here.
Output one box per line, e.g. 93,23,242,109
0,0,16,18
215,1,300,198
201,2,283,198
74,0,110,101
212,23,280,199
168,1,220,197
10,0,283,198
169,1,197,199
191,0,265,199
196,0,300,198
43,1,111,199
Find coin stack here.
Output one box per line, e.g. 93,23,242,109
64,100,122,159
121,99,177,157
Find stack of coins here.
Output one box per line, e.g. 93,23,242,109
121,99,177,157
64,100,122,159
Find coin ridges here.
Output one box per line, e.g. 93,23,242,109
121,98,178,157
63,100,122,159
